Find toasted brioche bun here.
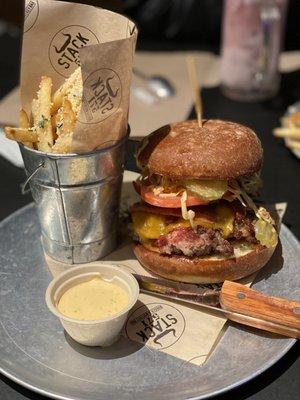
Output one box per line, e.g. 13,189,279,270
133,243,275,284
137,119,263,180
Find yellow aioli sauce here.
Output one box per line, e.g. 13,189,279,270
57,276,129,321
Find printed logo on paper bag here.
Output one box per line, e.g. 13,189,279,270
80,69,122,124
126,21,136,37
125,303,186,350
49,25,99,77
24,0,39,33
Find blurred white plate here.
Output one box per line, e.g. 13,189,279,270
284,101,300,159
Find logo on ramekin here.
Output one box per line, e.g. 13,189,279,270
49,25,99,77
80,68,122,124
24,0,39,33
125,303,186,349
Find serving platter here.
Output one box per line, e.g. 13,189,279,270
0,171,299,400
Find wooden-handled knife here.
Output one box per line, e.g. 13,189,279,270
133,274,300,339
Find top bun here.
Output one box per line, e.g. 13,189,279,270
137,120,263,180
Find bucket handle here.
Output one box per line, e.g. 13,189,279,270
21,162,45,195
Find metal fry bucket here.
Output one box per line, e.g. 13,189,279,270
20,134,128,264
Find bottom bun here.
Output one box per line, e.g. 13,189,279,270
133,243,276,283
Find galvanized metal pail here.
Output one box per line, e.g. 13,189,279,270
20,134,128,264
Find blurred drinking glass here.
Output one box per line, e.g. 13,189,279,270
221,0,288,101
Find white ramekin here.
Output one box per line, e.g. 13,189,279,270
45,264,139,347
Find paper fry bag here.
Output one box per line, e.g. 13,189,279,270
21,0,137,152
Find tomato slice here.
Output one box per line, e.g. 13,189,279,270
133,180,208,208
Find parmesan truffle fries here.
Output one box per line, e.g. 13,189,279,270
5,67,82,154
130,120,278,283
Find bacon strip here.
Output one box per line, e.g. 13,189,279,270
130,201,216,222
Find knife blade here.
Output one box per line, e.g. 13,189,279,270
133,273,221,306
133,274,300,339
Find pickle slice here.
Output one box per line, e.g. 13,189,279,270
254,219,278,248
185,179,228,201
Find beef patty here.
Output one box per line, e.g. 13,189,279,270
149,214,258,257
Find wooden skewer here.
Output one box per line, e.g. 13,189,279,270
186,56,203,128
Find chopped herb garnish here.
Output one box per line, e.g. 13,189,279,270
37,115,48,129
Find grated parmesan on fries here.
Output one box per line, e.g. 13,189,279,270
4,67,83,154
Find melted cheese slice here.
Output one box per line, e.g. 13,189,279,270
132,204,234,240
132,212,166,239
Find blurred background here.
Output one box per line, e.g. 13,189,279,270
0,0,299,97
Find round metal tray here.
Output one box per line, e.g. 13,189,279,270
0,202,299,400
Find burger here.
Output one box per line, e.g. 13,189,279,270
130,119,278,283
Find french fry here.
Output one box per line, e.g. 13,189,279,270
31,76,53,152
51,114,58,141
52,67,82,115
52,91,64,115
273,128,300,139
5,127,38,143
286,139,300,151
5,69,82,153
65,74,82,118
52,99,76,153
19,109,30,128
289,111,300,126
281,113,300,129
19,108,33,148
61,99,76,134
280,117,294,129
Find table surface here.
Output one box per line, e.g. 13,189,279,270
0,29,299,400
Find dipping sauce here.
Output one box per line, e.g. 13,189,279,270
57,276,129,321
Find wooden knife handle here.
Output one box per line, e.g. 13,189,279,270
220,281,300,339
